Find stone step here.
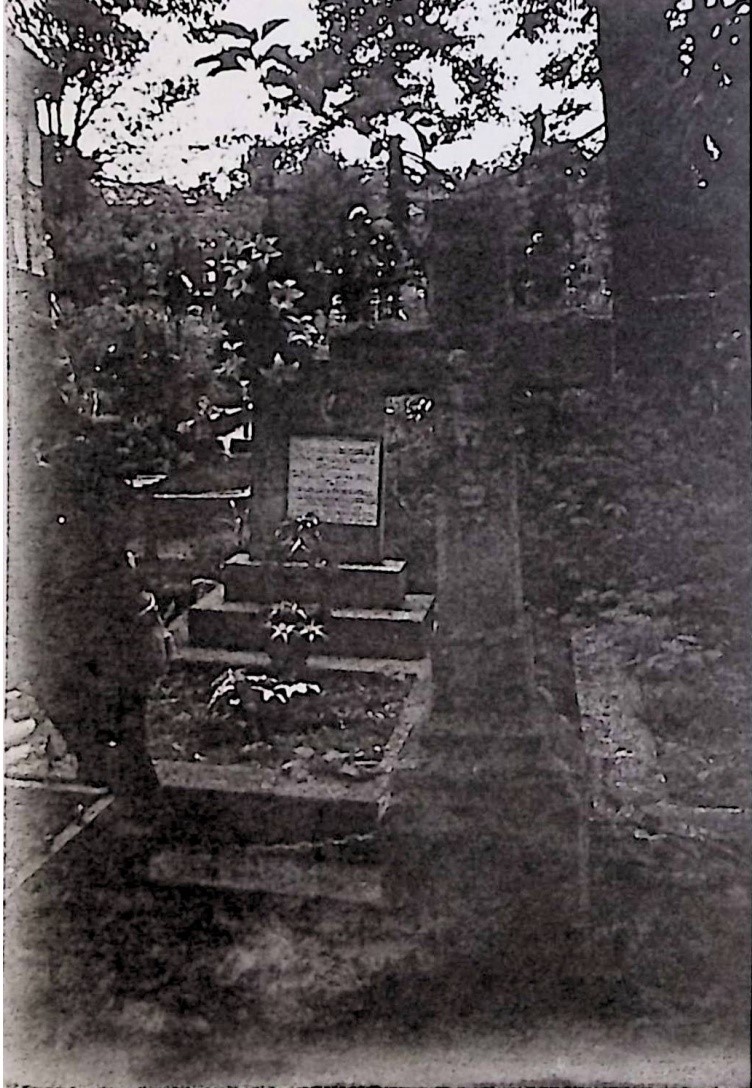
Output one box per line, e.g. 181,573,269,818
155,767,385,844
148,846,383,904
188,586,435,661
222,554,408,609
172,646,430,680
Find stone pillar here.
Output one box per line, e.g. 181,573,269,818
434,349,534,718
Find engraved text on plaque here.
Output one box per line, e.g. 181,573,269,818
286,436,382,527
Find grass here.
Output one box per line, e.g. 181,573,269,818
146,665,411,780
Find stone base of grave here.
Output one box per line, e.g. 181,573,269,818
152,549,434,896
173,646,425,675
143,487,251,545
222,554,408,609
153,658,429,844
156,763,388,844
146,657,432,897
188,584,435,660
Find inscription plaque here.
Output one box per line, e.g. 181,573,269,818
287,436,382,527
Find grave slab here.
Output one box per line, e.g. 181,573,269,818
155,664,428,834
173,646,429,679
156,771,382,844
144,487,251,548
188,585,435,660
222,554,408,609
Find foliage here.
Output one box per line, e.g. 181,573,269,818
38,154,226,480
265,601,328,649
265,154,425,323
47,285,227,479
517,354,749,641
517,300,749,818
46,161,217,305
8,0,221,159
207,609,326,742
269,513,327,564
40,145,432,494
209,669,321,710
11,1,608,187
9,0,144,152
42,155,345,482
149,665,407,771
190,0,606,179
39,146,430,495
213,231,327,385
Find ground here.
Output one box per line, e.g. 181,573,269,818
4,668,749,1086
146,665,410,773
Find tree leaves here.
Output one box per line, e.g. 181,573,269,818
260,18,289,41
195,46,255,76
212,21,259,42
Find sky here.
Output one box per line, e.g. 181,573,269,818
71,0,607,191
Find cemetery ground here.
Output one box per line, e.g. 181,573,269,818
4,370,750,1086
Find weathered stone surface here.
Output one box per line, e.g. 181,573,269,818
148,849,383,905
173,645,429,680
188,585,435,660
433,350,534,712
381,701,591,989
156,775,382,845
141,489,250,555
222,554,408,609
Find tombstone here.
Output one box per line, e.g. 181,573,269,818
187,363,436,662
149,337,437,891
434,347,534,714
420,156,609,971
249,376,387,563
128,436,253,606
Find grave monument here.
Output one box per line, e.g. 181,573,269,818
149,351,436,893
188,371,436,661
154,148,604,928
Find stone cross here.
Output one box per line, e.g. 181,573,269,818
247,156,611,718
425,171,612,719
433,348,533,714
